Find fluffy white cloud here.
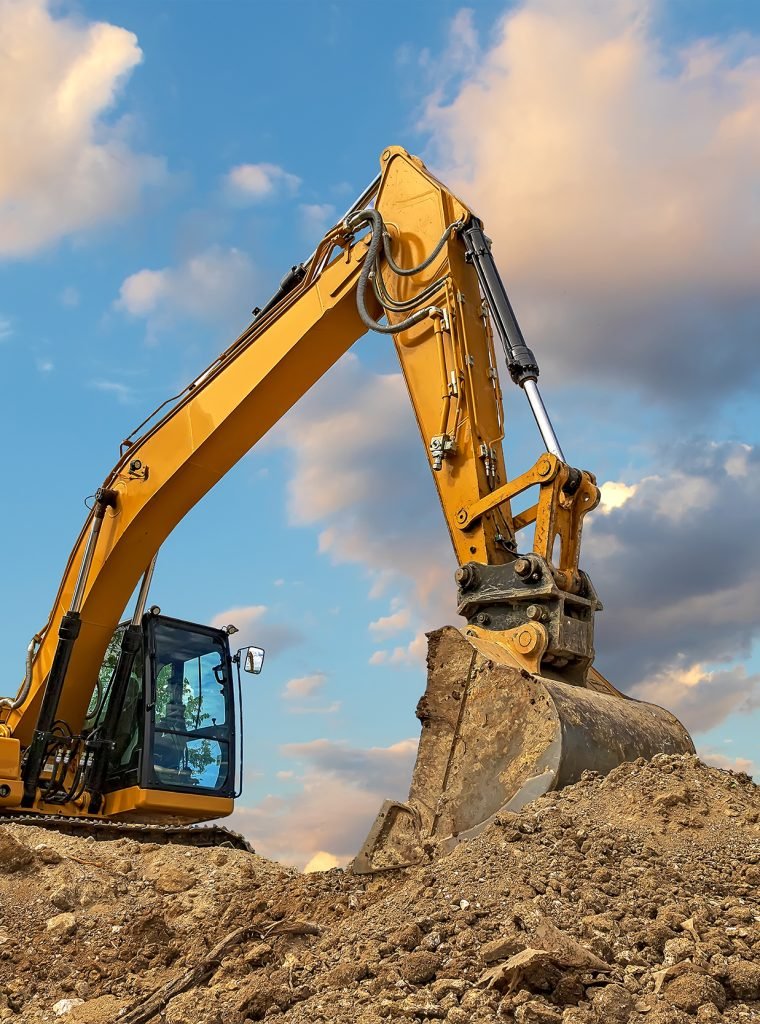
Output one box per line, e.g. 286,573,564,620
598,480,638,514
116,245,256,334
273,353,454,615
585,442,760,732
0,0,165,258
230,737,417,867
210,604,302,659
699,749,756,777
282,673,326,700
368,606,411,638
225,162,300,201
424,0,760,403
303,851,341,873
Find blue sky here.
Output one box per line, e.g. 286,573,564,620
1,0,758,868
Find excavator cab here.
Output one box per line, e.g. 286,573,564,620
92,615,234,798
81,613,263,819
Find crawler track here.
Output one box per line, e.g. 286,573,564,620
0,813,255,852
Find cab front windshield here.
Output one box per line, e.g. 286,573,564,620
151,622,231,792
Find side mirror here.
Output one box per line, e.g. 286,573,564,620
241,646,265,675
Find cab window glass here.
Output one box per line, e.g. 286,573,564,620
151,622,231,792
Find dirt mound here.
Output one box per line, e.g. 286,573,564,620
0,755,757,1023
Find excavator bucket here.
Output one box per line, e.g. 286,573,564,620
353,627,694,873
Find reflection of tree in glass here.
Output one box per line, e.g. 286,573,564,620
155,664,217,775
86,626,127,724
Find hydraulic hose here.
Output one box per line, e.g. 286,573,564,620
381,218,463,276
347,209,432,335
0,635,40,711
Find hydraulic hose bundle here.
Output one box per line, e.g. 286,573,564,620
346,208,461,334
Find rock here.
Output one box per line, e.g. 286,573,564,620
0,829,34,872
481,935,521,963
51,886,76,911
643,1007,693,1024
34,843,63,864
430,979,466,999
725,959,760,1000
389,924,423,951
551,974,584,1006
52,998,84,1017
514,1000,563,1023
654,786,690,809
400,995,446,1018
420,931,442,951
561,1009,595,1024
148,864,195,894
664,973,726,1014
588,983,633,1023
46,912,77,937
242,941,273,968
633,921,678,952
69,995,130,1022
695,1005,723,1024
480,948,561,993
323,962,369,988
663,937,694,964
398,951,440,985
445,1010,468,1023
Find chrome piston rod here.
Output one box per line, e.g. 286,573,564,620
461,222,564,461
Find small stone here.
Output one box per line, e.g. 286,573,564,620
52,998,84,1016
696,1005,723,1023
0,830,34,872
663,937,695,964
324,962,369,987
589,983,633,1023
420,931,442,952
46,912,77,937
51,887,75,912
398,951,440,985
430,979,466,999
446,1010,468,1024
34,844,62,864
653,787,689,810
243,942,273,968
389,924,423,951
514,1000,563,1023
458,900,470,911
725,960,760,1000
481,935,520,963
150,865,195,894
664,973,726,1014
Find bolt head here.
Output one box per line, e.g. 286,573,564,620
514,558,532,578
517,629,535,650
455,564,479,591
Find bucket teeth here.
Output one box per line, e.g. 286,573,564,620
352,626,694,874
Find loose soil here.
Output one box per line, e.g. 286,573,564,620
0,754,757,1023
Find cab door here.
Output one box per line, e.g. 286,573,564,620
142,615,236,797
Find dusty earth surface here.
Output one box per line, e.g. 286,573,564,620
0,754,757,1024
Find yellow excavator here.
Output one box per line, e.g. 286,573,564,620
0,147,693,863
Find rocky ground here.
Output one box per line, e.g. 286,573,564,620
0,754,757,1023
